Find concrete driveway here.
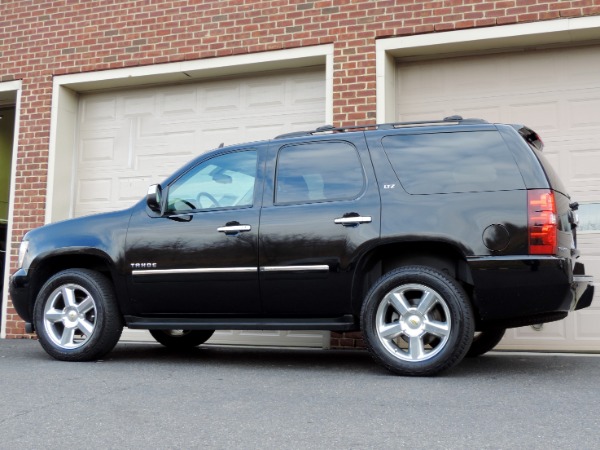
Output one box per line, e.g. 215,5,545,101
0,339,599,449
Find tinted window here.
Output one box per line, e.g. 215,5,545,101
275,141,364,204
167,150,257,213
382,131,525,194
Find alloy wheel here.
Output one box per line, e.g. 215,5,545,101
375,283,451,362
43,283,98,349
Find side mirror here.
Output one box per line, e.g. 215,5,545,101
146,184,163,214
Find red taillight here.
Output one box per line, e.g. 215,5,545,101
528,189,557,255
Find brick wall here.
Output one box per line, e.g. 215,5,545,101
2,0,599,340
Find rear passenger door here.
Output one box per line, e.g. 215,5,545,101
258,135,381,316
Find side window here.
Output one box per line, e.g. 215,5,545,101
382,131,525,194
275,141,365,205
167,150,257,213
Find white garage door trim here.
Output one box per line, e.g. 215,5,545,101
0,80,22,339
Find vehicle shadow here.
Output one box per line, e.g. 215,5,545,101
109,342,378,373
104,342,599,378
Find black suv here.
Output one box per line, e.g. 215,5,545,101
9,116,594,376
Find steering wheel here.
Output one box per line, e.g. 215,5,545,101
171,198,197,211
196,192,221,208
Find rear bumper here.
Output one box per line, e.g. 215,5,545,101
468,256,594,327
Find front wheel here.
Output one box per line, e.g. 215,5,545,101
33,269,123,361
361,266,474,376
149,330,215,348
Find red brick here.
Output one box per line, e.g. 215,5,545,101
497,15,519,24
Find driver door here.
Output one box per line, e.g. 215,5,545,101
125,148,262,316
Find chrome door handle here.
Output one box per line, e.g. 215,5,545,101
217,225,252,233
334,216,372,225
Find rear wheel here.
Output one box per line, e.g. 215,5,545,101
149,329,215,348
361,266,474,376
33,269,123,361
466,329,506,357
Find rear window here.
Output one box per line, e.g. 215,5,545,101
382,131,525,194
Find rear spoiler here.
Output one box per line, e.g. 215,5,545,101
510,124,544,152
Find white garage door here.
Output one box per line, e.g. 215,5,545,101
396,45,600,351
76,68,328,348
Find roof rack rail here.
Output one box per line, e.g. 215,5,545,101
274,116,487,139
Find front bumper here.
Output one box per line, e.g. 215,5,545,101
8,268,34,325
468,256,594,326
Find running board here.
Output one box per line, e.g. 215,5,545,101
124,315,357,331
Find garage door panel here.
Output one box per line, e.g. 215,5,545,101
134,146,195,166
117,177,156,201
244,123,287,140
135,134,197,159
247,81,285,109
455,59,510,92
398,108,450,121
398,64,444,97
397,45,600,351
574,311,600,340
554,143,600,195
290,76,328,107
290,116,329,126
137,116,198,139
509,320,567,341
506,54,562,87
563,46,600,84
80,137,118,164
204,85,241,112
81,96,118,121
569,97,600,128
162,89,197,115
458,107,502,122
123,95,156,117
398,98,507,123
508,101,560,131
76,178,112,204
571,149,600,181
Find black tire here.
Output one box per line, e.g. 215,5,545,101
149,329,215,348
466,329,506,357
361,265,474,376
33,269,123,361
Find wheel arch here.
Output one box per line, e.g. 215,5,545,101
27,252,124,331
351,241,475,317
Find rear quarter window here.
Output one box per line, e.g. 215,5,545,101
382,131,525,194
